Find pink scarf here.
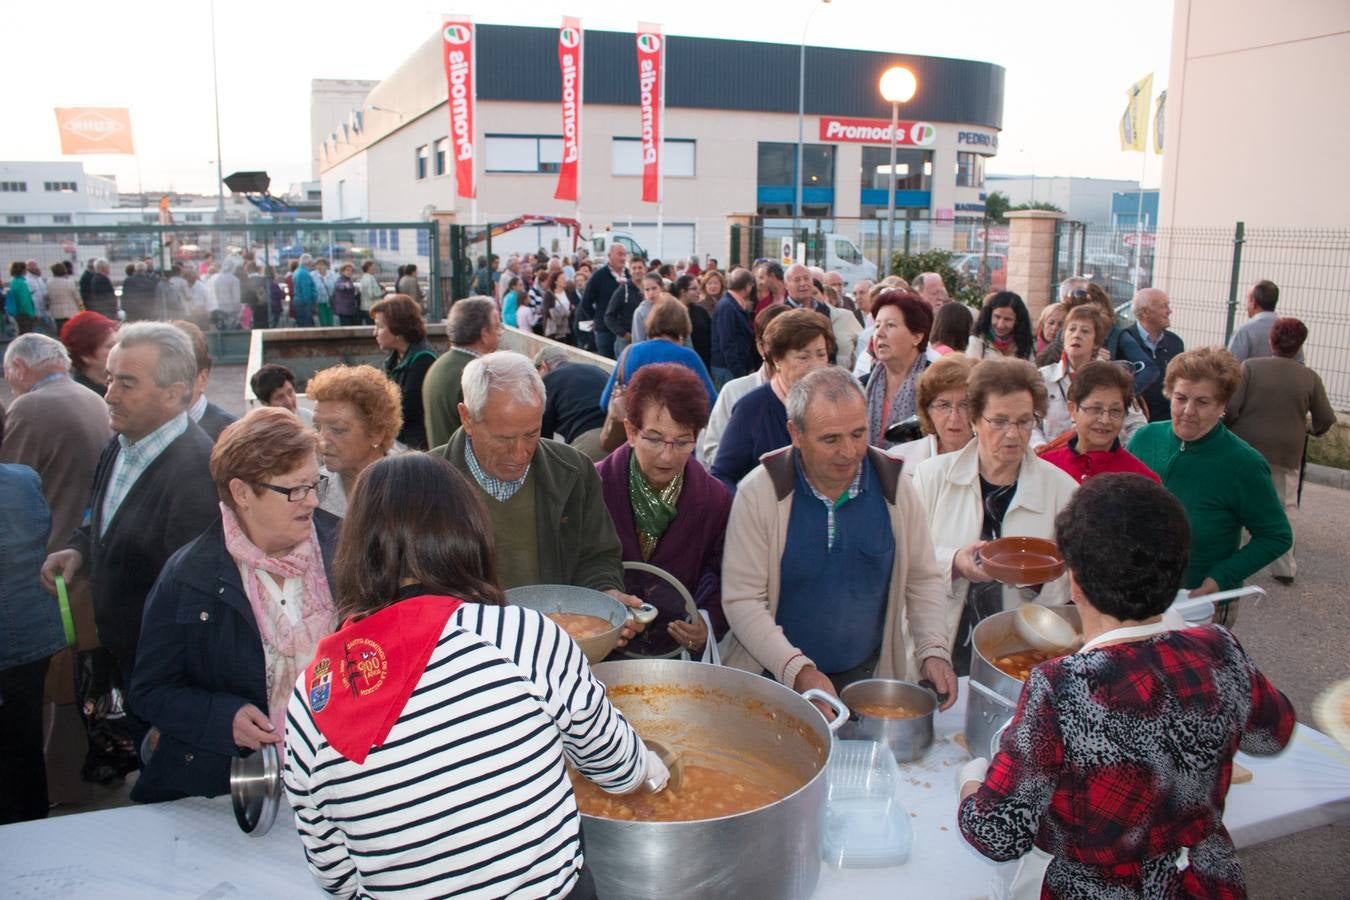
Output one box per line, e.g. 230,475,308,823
221,503,336,734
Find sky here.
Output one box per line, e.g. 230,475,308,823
9,0,1175,198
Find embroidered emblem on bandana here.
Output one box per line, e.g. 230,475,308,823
308,658,332,712
342,637,388,698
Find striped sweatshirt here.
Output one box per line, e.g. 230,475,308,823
283,603,647,899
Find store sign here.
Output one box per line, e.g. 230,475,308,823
442,19,476,199
554,17,582,202
818,117,936,147
636,25,664,203
957,131,999,150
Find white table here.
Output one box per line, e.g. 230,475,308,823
3,682,1348,900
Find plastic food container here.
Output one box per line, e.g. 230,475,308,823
822,740,913,868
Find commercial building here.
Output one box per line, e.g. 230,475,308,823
0,162,119,226
985,176,1141,228
317,24,1004,260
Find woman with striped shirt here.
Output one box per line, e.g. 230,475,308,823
283,453,668,899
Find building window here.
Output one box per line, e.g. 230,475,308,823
434,138,449,176
955,152,985,188
6,215,25,224
755,142,835,216
415,145,429,180
143,214,158,224
1,181,28,192
43,180,77,192
610,138,695,177
184,213,204,222
52,214,72,224
485,135,564,174
860,147,931,193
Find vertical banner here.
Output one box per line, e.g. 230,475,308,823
1118,73,1153,153
554,17,583,201
1152,89,1167,155
442,17,476,199
635,23,664,204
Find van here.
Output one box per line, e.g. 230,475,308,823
591,231,647,261
824,234,877,289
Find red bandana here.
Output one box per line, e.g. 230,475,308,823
303,594,464,764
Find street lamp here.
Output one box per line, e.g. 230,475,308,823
880,65,917,277
793,0,832,253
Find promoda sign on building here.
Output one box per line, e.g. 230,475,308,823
442,18,476,199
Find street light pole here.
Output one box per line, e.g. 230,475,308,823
209,0,226,228
879,66,917,278
794,0,831,256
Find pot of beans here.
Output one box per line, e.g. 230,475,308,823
837,679,937,763
578,659,847,900
505,584,658,664
965,604,1081,760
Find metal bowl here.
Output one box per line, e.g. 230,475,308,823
505,584,657,664
838,679,937,763
230,742,281,836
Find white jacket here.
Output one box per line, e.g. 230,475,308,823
910,440,1078,648
887,434,939,479
1032,359,1147,449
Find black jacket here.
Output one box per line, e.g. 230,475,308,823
121,273,160,321
197,402,238,442
385,340,438,450
578,265,625,336
604,282,643,339
541,362,608,442
86,272,117,318
68,420,220,668
129,512,340,802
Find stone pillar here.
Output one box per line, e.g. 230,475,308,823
1005,209,1063,317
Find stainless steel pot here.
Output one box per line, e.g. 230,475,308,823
838,679,936,763
965,605,1081,760
584,660,846,900
230,742,281,836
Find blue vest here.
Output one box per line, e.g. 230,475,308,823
776,456,894,673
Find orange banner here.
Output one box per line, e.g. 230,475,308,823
54,107,135,155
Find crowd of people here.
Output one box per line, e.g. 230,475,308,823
0,244,1337,897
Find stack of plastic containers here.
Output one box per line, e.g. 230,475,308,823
821,740,914,868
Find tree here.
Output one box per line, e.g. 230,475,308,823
1010,200,1064,213
984,191,1011,223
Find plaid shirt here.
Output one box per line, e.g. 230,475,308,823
100,412,189,536
796,455,864,551
959,625,1294,898
464,437,529,502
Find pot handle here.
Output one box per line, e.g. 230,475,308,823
968,678,1018,710
625,603,660,626
801,688,849,734
988,719,1013,759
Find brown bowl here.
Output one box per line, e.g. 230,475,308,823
978,536,1065,587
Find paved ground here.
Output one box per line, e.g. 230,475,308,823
9,365,1348,897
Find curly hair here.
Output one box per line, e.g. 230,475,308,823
210,407,320,511
916,354,977,435
305,364,403,450
1163,347,1243,406
370,294,427,343
1055,473,1191,620
625,363,711,434
872,290,934,353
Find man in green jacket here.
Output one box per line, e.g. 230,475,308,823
422,297,501,448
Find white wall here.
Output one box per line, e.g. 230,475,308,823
0,161,109,219
310,79,378,181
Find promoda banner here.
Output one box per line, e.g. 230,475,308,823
443,18,476,199
554,17,583,202
635,24,663,204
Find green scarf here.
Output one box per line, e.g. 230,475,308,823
628,451,683,560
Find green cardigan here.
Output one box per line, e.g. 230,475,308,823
421,347,479,450
1127,421,1291,590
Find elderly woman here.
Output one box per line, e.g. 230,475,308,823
371,294,437,450
307,364,403,517
597,363,732,659
1034,301,1064,356
958,473,1294,897
331,262,361,326
711,308,836,489
889,354,977,474
1226,318,1337,584
1128,348,1292,601
59,310,119,396
1041,360,1161,485
966,291,1035,360
911,357,1078,674
6,262,37,334
129,408,338,802
283,453,667,898
865,289,934,448
1033,304,1146,449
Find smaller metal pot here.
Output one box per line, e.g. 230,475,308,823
230,743,281,836
838,679,936,763
505,584,658,664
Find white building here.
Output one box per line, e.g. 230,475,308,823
985,176,1141,227
0,161,119,226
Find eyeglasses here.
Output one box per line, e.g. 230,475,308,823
981,416,1037,434
1076,405,1126,421
254,476,328,502
929,400,971,417
634,431,697,454
1068,289,1090,300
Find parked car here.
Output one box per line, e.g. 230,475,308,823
953,252,1007,290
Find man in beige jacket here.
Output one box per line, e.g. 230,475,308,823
720,367,959,709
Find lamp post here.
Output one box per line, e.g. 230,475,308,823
879,65,917,277
793,0,832,255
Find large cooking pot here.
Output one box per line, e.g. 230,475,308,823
583,660,845,900
965,605,1081,760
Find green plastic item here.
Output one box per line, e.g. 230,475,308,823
55,575,76,648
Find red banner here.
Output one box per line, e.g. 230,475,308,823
554,17,583,201
442,19,476,199
818,116,937,147
635,24,663,204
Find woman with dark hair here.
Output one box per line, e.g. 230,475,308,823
501,275,525,326
6,261,37,334
1041,360,1160,483
959,473,1294,898
929,301,973,356
59,310,119,396
542,269,572,341
1032,304,1146,450
673,273,713,368
864,289,933,448
371,294,437,449
283,453,668,899
599,300,717,442
966,291,1034,360
597,364,732,658
1225,318,1336,584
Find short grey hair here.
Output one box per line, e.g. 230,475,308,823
1058,276,1089,301
1132,286,1166,315
4,333,70,371
447,296,497,345
532,344,570,371
94,257,110,272
460,351,546,421
786,367,865,432
113,322,198,407
299,253,313,266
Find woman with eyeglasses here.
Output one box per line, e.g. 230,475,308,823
597,364,732,659
911,358,1078,674
1040,361,1160,484
129,408,338,802
890,354,978,476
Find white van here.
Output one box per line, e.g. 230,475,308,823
591,231,648,261
824,234,877,288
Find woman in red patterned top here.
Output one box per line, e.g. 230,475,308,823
1040,361,1160,484
957,473,1294,898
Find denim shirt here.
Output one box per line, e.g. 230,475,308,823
0,464,64,670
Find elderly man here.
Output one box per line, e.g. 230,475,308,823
536,345,609,461
423,297,502,448
720,367,958,708
172,320,238,440
432,352,633,607
786,263,861,369
1117,287,1185,421
40,323,218,720
1229,279,1302,363
578,243,629,357
913,272,950,311
85,258,118,319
